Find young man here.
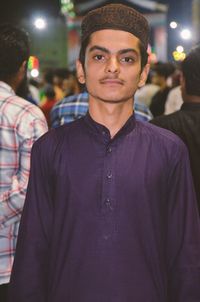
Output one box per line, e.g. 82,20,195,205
0,24,48,301
9,4,200,302
151,45,200,213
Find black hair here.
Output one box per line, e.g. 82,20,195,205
54,68,71,80
79,35,148,71
43,84,56,99
181,45,200,96
0,24,30,81
43,68,55,85
152,62,175,79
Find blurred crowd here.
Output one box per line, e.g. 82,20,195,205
21,61,183,129
19,67,81,126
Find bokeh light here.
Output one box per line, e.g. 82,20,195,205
34,18,47,30
180,28,191,40
170,21,178,29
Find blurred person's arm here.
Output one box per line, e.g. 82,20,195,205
9,133,53,302
0,108,48,229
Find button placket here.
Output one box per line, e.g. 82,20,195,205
99,143,116,240
102,144,115,213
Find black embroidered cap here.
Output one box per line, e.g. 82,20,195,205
81,4,149,50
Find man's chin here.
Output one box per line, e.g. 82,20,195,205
100,98,127,104
96,96,132,104
88,91,134,104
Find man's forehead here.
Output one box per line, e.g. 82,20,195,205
87,29,141,51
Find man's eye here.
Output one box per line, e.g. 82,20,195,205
94,54,104,61
121,57,134,63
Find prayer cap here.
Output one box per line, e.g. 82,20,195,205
81,3,149,50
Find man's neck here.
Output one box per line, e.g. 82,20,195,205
6,78,18,93
89,98,134,138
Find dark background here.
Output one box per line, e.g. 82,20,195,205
0,0,187,22
0,0,192,63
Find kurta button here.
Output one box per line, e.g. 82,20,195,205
107,147,112,153
103,235,110,240
107,172,112,179
105,198,113,210
102,131,106,135
105,198,110,205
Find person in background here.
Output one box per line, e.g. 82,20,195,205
151,45,200,213
0,24,48,301
53,68,72,101
62,70,80,98
39,68,55,105
40,84,57,127
134,72,159,107
28,79,40,105
164,66,183,114
9,5,200,302
150,62,175,117
164,85,183,114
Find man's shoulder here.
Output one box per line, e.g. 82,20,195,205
54,92,89,108
150,111,181,126
150,111,184,136
1,94,40,112
1,94,46,121
137,120,186,152
51,93,89,126
134,100,153,122
35,118,83,147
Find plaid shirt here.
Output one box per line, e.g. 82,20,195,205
0,81,48,284
51,91,152,128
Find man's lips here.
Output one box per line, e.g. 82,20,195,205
100,79,124,85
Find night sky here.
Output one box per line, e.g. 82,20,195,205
0,0,60,23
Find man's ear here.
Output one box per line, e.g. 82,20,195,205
138,63,150,88
20,61,27,73
17,61,27,81
76,59,85,84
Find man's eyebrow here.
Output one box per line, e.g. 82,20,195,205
89,45,110,53
88,46,139,56
118,48,139,56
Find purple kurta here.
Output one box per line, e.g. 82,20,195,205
9,114,200,302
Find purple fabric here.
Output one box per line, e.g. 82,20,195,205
9,113,200,302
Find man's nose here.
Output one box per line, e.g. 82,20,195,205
105,56,119,74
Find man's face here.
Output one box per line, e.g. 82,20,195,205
77,29,149,105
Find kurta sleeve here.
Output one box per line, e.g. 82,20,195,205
166,143,200,302
8,136,53,302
